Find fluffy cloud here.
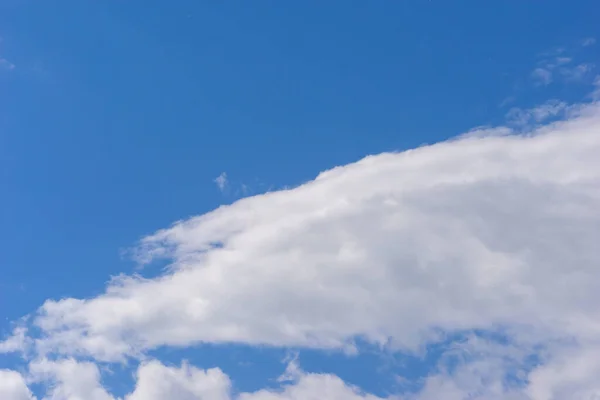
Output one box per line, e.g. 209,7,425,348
0,327,29,354
0,369,36,400
25,358,393,400
238,368,388,400
29,358,114,400
127,361,231,400
20,342,600,399
128,359,390,400
32,101,600,365
3,93,600,397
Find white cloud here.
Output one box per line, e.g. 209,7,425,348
22,347,600,399
531,46,596,86
239,368,389,400
0,327,29,354
560,63,594,82
2,87,600,397
506,99,568,126
240,358,393,400
25,358,394,400
126,361,231,400
554,57,572,65
581,37,596,47
29,358,114,400
457,126,513,139
531,67,552,85
0,369,36,400
30,100,600,366
400,333,546,400
525,344,600,399
0,57,15,70
214,172,228,192
23,99,600,383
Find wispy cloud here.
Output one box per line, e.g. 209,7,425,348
592,76,600,100
560,63,594,81
582,37,596,47
532,67,553,85
498,96,516,108
506,99,568,126
532,59,594,86
214,172,228,192
0,57,15,71
213,173,269,199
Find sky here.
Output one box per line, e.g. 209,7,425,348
1,1,600,399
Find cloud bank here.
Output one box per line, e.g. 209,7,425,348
3,97,600,399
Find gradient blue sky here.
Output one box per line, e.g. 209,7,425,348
1,1,599,398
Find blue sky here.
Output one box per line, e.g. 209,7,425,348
1,1,600,399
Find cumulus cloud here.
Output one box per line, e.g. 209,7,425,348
4,91,600,397
127,361,231,400
238,364,389,400
30,100,600,365
0,327,29,354
0,369,36,400
20,343,600,399
29,358,114,400
25,358,394,400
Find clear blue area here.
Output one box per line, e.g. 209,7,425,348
0,0,598,396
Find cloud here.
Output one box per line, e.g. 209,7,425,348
401,337,533,400
0,327,29,354
32,100,600,363
531,44,596,86
532,62,594,86
581,37,596,47
26,358,392,400
531,67,553,85
19,344,600,399
498,96,516,108
29,358,114,400
17,96,600,400
506,99,568,126
239,366,389,400
0,57,15,70
531,56,571,85
525,344,600,399
0,370,36,400
127,361,231,400
214,172,228,192
4,89,600,397
31,100,600,366
458,126,513,139
559,63,594,82
592,76,600,100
